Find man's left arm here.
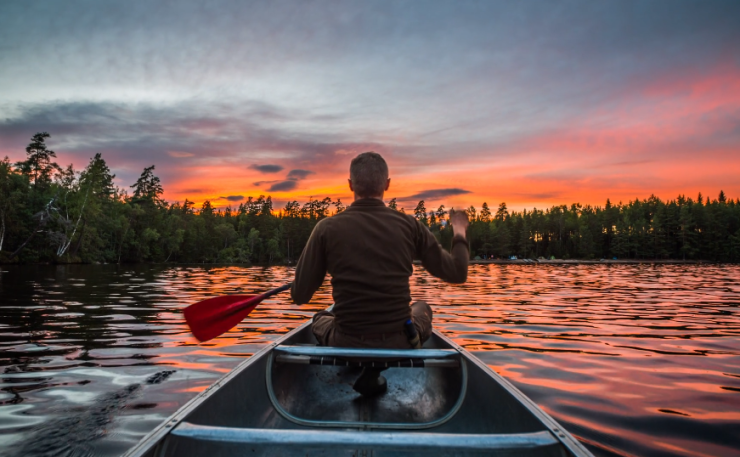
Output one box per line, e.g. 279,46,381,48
416,220,469,284
291,222,327,305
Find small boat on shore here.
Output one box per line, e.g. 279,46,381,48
124,321,593,456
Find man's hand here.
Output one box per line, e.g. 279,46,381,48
449,209,469,239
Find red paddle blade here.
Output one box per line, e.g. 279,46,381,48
184,294,262,342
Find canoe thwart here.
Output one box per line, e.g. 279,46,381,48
274,345,459,360
123,323,594,457
275,354,460,368
172,422,560,451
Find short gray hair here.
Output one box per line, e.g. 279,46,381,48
350,152,388,198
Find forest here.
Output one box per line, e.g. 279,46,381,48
1,133,739,264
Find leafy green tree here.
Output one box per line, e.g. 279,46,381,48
215,222,237,249
491,220,510,257
730,229,740,261
678,202,698,259
0,157,28,254
517,210,533,258
247,228,261,261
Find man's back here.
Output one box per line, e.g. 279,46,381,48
292,198,468,334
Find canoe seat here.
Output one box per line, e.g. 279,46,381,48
171,422,560,453
274,345,460,368
266,345,468,429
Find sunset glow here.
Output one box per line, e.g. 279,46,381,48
1,1,738,212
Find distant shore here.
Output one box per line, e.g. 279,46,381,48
1,259,726,267
464,259,714,265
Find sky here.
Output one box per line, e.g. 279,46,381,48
1,0,739,212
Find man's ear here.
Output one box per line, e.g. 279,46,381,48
348,179,354,192
385,178,391,191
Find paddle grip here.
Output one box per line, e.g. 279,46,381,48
404,319,422,349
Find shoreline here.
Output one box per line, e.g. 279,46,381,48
0,259,728,267
465,259,714,265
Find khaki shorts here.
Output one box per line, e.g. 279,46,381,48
311,301,433,349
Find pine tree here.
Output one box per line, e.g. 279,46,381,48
131,165,163,203
479,202,492,222
15,132,61,188
414,200,428,226
495,202,508,221
435,205,447,224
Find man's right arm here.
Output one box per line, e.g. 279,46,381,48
291,222,327,305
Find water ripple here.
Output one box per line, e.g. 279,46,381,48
0,264,738,456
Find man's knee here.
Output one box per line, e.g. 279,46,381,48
411,300,433,343
311,310,335,346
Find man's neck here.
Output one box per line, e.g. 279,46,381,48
353,193,384,202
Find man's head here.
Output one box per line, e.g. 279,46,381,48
348,152,390,199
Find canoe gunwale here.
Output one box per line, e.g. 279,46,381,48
442,335,594,457
265,348,470,430
171,423,561,451
121,320,314,457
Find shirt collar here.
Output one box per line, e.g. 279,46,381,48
350,198,386,207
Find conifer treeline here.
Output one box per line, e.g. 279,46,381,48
1,133,739,264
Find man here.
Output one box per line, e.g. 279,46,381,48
291,151,469,395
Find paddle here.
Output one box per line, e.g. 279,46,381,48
184,283,292,342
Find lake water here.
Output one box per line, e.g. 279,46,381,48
0,264,738,457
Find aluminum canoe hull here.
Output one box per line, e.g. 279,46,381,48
123,321,593,457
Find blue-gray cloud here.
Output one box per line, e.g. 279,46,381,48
287,169,314,180
253,180,279,187
400,188,472,202
0,100,374,186
2,1,738,131
1,1,739,200
253,169,314,192
219,195,244,202
268,181,298,192
250,164,284,173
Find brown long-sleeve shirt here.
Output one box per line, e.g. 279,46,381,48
291,198,468,334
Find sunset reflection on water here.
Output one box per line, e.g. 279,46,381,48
0,264,738,456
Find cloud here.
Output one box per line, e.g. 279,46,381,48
400,188,472,202
253,180,280,186
510,192,564,200
219,195,244,202
168,151,194,158
250,164,284,173
0,100,370,187
268,181,299,192
286,169,314,180
1,1,739,208
256,169,315,192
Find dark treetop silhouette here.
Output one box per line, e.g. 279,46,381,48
1,133,739,264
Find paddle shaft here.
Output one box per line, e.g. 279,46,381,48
261,283,293,300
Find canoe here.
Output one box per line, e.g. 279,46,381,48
124,320,593,456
